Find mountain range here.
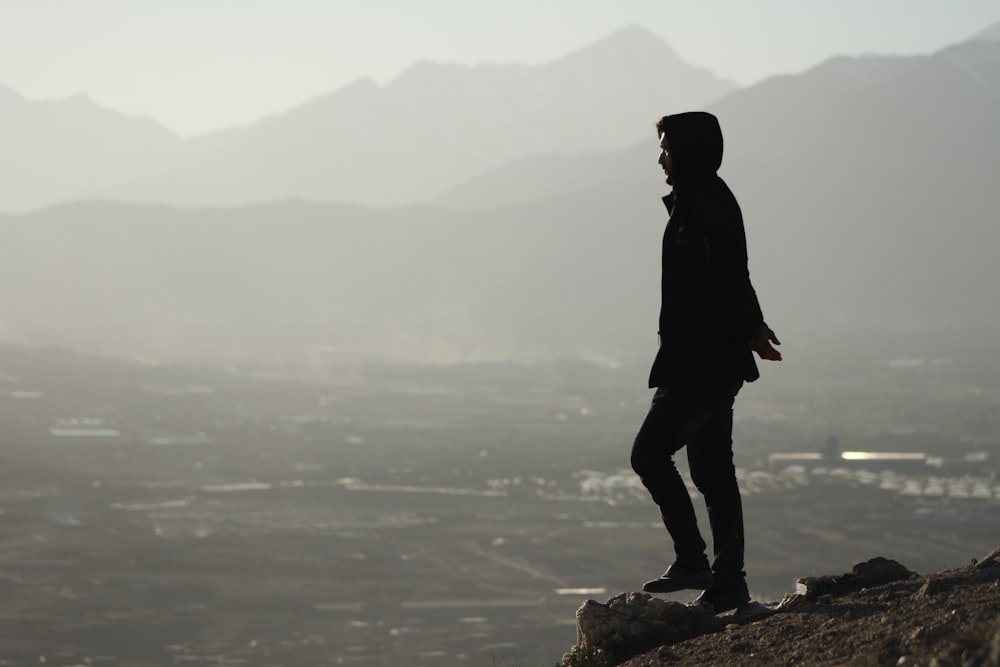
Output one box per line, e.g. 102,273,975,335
0,26,735,213
1,22,999,368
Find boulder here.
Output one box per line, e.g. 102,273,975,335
562,591,720,666
777,557,917,610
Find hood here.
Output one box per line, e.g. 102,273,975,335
658,111,723,184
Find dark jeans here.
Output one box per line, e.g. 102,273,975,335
630,378,745,579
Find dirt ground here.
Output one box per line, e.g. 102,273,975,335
608,548,1000,666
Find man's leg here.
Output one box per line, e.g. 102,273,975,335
687,382,750,611
631,386,718,590
687,395,744,578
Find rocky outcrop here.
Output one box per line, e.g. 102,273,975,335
777,556,918,610
560,550,1000,667
562,592,721,667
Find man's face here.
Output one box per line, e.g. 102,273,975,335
658,132,673,185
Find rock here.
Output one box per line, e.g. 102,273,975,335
563,592,721,665
794,557,917,600
776,592,809,611
914,577,949,599
975,546,1000,571
729,601,775,622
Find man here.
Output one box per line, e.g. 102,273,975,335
630,111,781,614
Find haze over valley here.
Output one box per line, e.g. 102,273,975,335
2,25,999,367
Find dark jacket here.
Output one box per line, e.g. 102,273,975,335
649,112,765,388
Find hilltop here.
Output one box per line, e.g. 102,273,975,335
562,548,1000,666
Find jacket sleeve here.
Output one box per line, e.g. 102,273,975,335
697,189,765,341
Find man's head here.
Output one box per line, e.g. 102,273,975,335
657,132,673,185
655,112,724,186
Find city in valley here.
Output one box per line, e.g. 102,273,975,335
0,332,997,667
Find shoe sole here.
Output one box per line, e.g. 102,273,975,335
692,596,751,614
707,601,748,614
641,572,715,593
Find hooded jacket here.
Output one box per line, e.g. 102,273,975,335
649,112,765,388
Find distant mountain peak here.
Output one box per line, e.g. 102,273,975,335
391,60,484,88
598,24,675,49
0,82,25,104
553,24,682,66
969,18,1000,42
294,76,379,111
62,92,96,107
0,85,103,111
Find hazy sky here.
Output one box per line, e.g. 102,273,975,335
3,0,998,137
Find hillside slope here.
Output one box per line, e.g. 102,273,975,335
562,548,1000,666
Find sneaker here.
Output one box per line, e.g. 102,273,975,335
642,562,714,593
693,578,751,614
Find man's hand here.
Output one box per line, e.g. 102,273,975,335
750,325,782,361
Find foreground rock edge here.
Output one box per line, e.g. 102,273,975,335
560,547,1000,667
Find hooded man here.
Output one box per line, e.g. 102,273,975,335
630,111,781,613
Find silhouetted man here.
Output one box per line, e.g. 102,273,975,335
631,111,781,613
